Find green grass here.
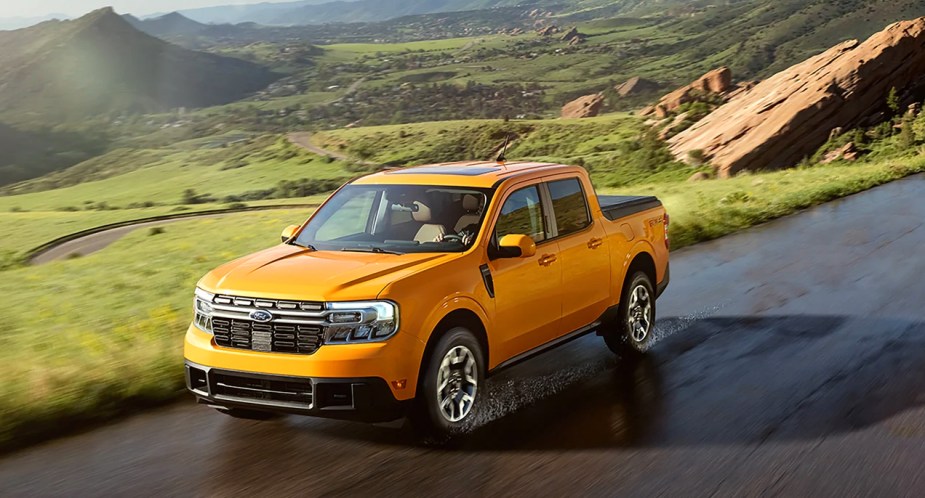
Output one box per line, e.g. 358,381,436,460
315,113,692,186
0,209,310,450
0,198,329,262
3,149,925,450
0,136,352,212
605,154,925,248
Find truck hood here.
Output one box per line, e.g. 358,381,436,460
198,244,451,302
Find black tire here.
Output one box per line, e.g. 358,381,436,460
603,271,657,356
410,327,485,439
215,408,280,420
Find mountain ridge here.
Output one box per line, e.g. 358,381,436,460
0,8,280,121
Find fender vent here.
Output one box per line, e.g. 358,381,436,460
480,264,495,298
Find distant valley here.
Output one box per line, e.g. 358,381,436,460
2,0,925,188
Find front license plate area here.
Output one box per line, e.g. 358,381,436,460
252,330,273,352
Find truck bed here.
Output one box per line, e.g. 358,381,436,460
597,195,663,222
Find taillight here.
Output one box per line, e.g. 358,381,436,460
664,212,670,249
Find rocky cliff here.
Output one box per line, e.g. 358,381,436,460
668,17,925,177
562,93,604,118
642,67,733,118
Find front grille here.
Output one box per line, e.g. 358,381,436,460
212,372,312,407
213,319,323,354
211,294,326,355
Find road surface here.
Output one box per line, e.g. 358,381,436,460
4,175,925,496
287,132,377,165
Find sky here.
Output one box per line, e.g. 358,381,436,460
0,1,296,19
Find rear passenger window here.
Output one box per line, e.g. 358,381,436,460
495,185,546,243
548,178,590,236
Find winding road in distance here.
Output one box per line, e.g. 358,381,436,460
30,205,314,265
5,175,925,496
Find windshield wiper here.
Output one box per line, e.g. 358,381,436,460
342,246,403,255
289,242,317,251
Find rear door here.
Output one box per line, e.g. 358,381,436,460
544,177,612,333
487,183,563,361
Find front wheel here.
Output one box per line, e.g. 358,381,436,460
410,327,484,438
603,271,656,356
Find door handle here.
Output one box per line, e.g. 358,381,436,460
587,237,604,249
538,254,557,266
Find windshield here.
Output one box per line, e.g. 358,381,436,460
295,184,491,254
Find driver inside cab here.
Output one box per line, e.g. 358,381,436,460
432,193,484,246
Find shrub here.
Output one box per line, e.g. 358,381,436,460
148,227,166,236
220,159,249,170
898,116,916,149
687,149,708,166
181,189,215,205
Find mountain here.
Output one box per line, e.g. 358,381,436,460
178,0,619,25
0,8,280,121
177,0,362,24
0,13,70,31
123,12,210,37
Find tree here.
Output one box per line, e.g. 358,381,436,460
913,105,925,143
887,87,900,115
898,115,915,149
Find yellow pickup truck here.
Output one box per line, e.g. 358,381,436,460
185,161,669,435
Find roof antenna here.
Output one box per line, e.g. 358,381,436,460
496,134,512,163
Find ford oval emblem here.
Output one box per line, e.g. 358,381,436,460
249,310,274,323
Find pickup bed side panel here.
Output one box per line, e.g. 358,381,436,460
599,206,668,307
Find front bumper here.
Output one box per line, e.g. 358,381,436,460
185,360,407,422
184,323,425,402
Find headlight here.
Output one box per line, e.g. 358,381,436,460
193,287,215,334
324,301,398,344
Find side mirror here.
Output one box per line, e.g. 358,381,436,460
497,234,536,258
281,224,300,243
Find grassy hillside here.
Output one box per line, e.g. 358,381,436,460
0,135,354,212
0,8,284,186
315,114,693,186
0,123,109,186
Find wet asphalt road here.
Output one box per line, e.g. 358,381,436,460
4,175,925,496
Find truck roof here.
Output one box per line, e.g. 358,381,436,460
351,161,579,188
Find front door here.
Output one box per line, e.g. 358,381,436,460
487,184,562,362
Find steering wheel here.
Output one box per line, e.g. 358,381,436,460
441,234,463,243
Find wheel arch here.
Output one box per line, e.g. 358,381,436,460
417,303,491,390
620,248,657,303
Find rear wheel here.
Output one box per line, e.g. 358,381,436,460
410,327,484,438
603,271,656,356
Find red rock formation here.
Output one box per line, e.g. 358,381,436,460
561,27,585,43
643,67,733,117
561,93,605,118
821,142,860,164
669,17,925,177
615,76,660,97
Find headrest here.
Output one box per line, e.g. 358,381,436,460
462,194,480,211
412,201,434,222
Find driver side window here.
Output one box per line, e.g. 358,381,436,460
495,185,546,243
